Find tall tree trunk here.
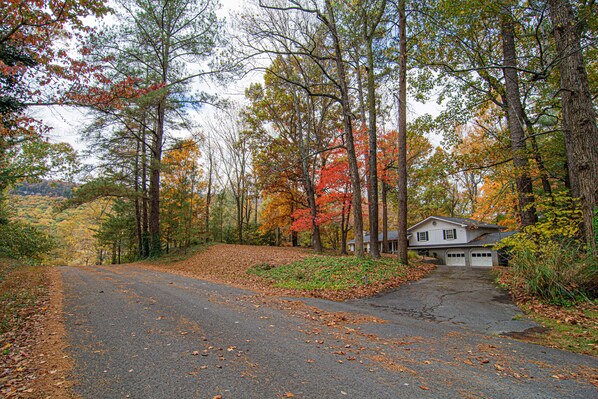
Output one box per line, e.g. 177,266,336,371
353,53,367,123
548,0,598,253
204,148,213,243
324,0,364,257
254,194,258,225
365,22,380,259
529,134,553,198
141,126,150,258
562,110,579,197
501,18,538,228
396,0,409,265
148,100,165,257
341,219,348,255
382,180,389,253
295,93,323,252
134,138,143,258
236,196,243,244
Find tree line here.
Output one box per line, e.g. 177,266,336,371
0,0,596,264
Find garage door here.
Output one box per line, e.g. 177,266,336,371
446,250,466,266
470,250,493,267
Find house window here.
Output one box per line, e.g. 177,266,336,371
417,231,429,242
443,228,457,240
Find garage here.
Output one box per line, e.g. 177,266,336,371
446,250,466,266
470,250,493,267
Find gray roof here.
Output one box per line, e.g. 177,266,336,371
348,216,508,246
406,231,518,249
408,216,504,231
468,231,518,246
348,230,516,247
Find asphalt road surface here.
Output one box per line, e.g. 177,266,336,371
61,265,597,399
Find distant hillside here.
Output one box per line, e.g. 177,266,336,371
12,180,77,198
8,194,105,266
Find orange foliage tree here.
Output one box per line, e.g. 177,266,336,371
161,139,205,251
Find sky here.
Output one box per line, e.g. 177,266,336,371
33,0,441,156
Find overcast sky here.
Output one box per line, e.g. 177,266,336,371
32,0,440,156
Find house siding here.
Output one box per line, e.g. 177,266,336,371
408,219,468,247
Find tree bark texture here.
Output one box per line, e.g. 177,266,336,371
397,0,409,264
149,100,165,257
141,126,150,258
365,20,380,259
548,0,598,253
324,0,364,257
382,180,389,253
205,148,213,243
501,18,538,228
295,93,323,252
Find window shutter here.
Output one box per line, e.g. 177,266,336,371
453,229,457,239
443,230,446,239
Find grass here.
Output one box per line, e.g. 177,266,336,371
520,302,598,356
247,255,408,290
495,266,597,356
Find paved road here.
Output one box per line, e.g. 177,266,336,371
61,265,597,399
352,266,540,335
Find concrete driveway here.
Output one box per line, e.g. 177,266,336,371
352,266,539,335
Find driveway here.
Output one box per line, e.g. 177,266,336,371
352,266,540,335
61,265,597,399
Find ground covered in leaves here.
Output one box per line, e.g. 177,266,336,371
141,244,435,301
495,267,597,357
0,259,76,398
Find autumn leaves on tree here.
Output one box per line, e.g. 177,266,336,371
1,0,596,263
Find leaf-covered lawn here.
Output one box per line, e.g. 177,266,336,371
496,267,598,356
0,259,46,335
140,244,435,301
247,256,408,290
0,260,75,398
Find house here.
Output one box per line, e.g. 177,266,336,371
348,216,516,267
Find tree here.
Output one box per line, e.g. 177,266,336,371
161,139,205,251
1,0,107,194
360,0,388,259
396,0,408,264
245,56,338,252
547,0,598,253
94,0,224,256
206,105,253,244
501,13,537,227
242,0,366,255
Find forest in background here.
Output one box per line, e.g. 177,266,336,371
1,0,596,301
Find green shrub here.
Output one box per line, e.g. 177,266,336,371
0,221,54,261
509,239,597,304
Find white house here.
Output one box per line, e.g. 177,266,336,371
348,216,516,267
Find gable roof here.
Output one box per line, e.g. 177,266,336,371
407,231,517,249
407,216,503,232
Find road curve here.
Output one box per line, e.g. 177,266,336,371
61,265,597,399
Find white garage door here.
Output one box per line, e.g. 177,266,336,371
470,250,493,267
446,250,466,266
